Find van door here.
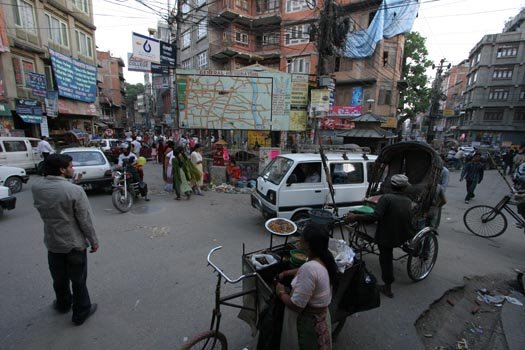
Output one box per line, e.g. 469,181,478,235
279,162,329,214
1,139,32,169
28,139,43,167
330,161,367,213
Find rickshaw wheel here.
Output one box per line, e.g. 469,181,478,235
407,231,438,282
181,330,227,350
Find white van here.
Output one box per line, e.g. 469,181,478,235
250,152,377,221
0,137,43,171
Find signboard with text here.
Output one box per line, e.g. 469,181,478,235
132,32,160,63
16,98,43,116
160,41,176,66
49,48,97,103
329,105,362,117
45,91,59,117
28,72,47,97
127,53,150,72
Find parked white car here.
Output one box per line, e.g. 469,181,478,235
88,139,120,152
0,136,44,171
0,185,16,218
0,165,29,193
60,148,113,192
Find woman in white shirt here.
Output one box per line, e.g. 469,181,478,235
190,144,204,195
275,222,338,350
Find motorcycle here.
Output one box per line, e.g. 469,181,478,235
513,163,525,191
111,162,149,213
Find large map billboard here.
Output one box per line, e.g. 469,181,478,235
176,68,292,130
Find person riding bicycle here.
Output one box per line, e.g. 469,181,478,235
117,143,149,201
344,174,415,298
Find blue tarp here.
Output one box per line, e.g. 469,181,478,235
341,0,420,58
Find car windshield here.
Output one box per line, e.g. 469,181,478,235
65,151,106,166
261,157,293,185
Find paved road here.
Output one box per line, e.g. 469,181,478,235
1,163,523,349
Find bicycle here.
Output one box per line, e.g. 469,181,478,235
463,194,524,238
181,246,258,350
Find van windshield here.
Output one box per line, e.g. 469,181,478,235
261,157,293,185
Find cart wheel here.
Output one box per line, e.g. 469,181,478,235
181,330,228,350
407,230,438,282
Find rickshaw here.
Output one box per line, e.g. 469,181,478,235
346,141,442,281
181,142,442,349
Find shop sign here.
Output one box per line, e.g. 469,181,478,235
291,74,308,107
132,32,160,63
45,91,59,117
58,99,98,116
127,53,150,72
310,89,330,112
28,72,47,97
160,41,176,66
49,48,97,103
329,105,361,117
151,63,169,75
16,98,43,116
152,75,170,89
0,103,10,116
320,117,355,130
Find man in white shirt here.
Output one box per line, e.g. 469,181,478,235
37,136,55,160
131,137,141,156
117,143,137,168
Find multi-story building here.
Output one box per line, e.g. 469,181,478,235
97,50,126,130
437,59,469,140
462,9,525,145
0,0,98,138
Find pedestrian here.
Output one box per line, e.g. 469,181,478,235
172,147,193,200
454,148,465,170
429,166,448,228
503,149,515,175
151,142,158,164
513,147,525,175
157,139,165,164
37,136,55,160
163,141,175,193
31,154,98,325
460,153,485,204
190,144,204,195
226,159,241,186
344,174,415,298
131,136,142,157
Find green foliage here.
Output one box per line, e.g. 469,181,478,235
125,83,145,103
397,31,433,128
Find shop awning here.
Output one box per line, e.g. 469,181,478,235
95,122,108,127
19,115,43,124
0,104,11,116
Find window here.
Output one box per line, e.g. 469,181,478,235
73,0,89,14
285,24,310,45
286,0,310,12
45,13,69,47
182,31,191,48
75,29,93,57
366,162,376,182
12,56,35,87
181,58,192,69
235,0,248,10
3,141,27,152
483,110,503,121
257,0,279,12
197,19,207,40
520,89,525,100
287,57,310,74
13,0,36,33
197,51,207,68
496,45,518,58
44,65,55,90
469,71,478,85
492,66,513,79
475,51,481,64
488,88,509,100
67,151,106,166
262,32,279,46
513,109,525,122
235,32,249,45
378,88,392,105
289,162,322,183
331,163,364,184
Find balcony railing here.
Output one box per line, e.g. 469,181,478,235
209,0,281,26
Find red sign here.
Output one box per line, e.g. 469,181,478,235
104,128,114,137
329,105,362,117
320,118,355,130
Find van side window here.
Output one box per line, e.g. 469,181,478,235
0,143,3,152
366,161,376,182
3,141,27,152
290,162,322,183
331,162,364,184
29,140,39,148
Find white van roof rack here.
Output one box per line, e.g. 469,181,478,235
297,144,371,154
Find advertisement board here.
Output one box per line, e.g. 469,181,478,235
132,32,160,63
127,53,150,72
27,72,47,97
49,48,97,103
290,74,309,107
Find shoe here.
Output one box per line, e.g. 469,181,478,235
465,200,470,204
378,284,394,298
53,300,71,314
144,197,150,202
72,303,97,326
175,197,181,200
197,193,204,196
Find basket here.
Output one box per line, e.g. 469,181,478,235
308,209,335,225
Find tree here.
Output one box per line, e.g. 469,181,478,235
125,82,145,103
397,31,433,137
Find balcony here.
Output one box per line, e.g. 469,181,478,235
209,0,281,28
210,37,281,62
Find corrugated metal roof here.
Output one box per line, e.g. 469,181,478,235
337,127,395,139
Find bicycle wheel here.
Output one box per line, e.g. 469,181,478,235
463,205,507,238
181,330,228,350
407,231,439,282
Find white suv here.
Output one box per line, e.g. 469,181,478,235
60,148,113,192
0,165,29,193
0,185,16,218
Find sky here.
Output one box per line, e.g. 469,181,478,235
93,0,525,85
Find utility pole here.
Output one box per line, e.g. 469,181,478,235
166,0,182,138
426,58,450,144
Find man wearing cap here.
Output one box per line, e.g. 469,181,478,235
345,174,415,298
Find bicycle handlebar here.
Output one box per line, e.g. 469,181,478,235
207,246,257,284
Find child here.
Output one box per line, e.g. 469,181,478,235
226,159,241,186
151,143,158,164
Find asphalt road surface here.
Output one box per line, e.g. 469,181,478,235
1,163,523,349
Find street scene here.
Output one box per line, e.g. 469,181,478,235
1,0,525,349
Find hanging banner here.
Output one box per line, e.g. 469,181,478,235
49,48,97,103
40,116,49,137
132,32,160,63
127,53,151,72
45,91,59,117
291,74,309,107
27,72,47,97
160,41,176,66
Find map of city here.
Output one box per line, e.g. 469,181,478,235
178,74,273,130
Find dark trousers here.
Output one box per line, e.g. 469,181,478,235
48,250,91,321
465,180,478,201
42,152,49,160
378,244,394,285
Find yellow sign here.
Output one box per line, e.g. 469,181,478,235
443,109,455,117
289,110,308,131
248,131,271,148
310,89,330,112
381,116,397,129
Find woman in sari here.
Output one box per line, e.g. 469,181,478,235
275,222,337,350
163,141,175,192
190,144,204,195
172,147,194,200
